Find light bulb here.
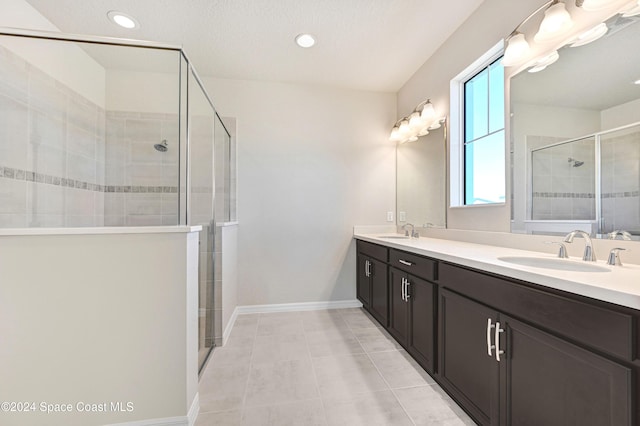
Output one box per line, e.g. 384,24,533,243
534,2,573,42
502,33,530,66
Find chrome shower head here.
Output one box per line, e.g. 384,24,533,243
154,140,168,152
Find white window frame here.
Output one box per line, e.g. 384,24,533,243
449,40,505,208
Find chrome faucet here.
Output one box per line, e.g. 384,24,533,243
563,230,596,262
402,223,419,238
608,230,632,241
607,248,626,266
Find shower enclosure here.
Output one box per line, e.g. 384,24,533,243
529,122,640,237
0,28,233,371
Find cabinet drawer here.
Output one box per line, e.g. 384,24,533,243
357,240,388,262
439,262,634,361
390,249,437,281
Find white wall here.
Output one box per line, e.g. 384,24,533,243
0,230,199,426
203,77,396,306
106,69,181,114
601,98,640,130
0,0,106,107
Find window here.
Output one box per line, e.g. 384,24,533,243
449,41,505,207
464,58,505,205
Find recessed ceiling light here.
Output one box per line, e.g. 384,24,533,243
295,34,315,48
634,79,640,85
107,11,139,29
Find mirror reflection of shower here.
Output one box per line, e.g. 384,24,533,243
568,157,584,167
154,139,168,152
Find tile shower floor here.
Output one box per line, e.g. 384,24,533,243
196,308,475,426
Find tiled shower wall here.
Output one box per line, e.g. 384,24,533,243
601,129,640,234
0,44,105,228
0,44,182,228
104,111,179,226
531,136,596,221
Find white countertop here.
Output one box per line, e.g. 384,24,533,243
355,233,640,310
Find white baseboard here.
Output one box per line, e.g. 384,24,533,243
218,300,363,347
236,299,363,315
106,393,199,426
187,393,199,426
222,306,240,346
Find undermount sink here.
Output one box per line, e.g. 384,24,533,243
498,256,610,273
377,235,410,239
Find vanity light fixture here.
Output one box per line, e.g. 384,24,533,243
528,50,560,73
389,99,445,143
569,22,608,46
107,11,139,29
534,1,574,42
295,33,316,48
503,0,632,68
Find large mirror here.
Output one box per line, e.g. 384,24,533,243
510,13,640,240
397,121,447,229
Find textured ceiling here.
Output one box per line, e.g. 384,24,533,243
24,0,485,92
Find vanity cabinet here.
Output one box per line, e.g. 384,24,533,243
356,240,388,325
388,248,437,373
438,262,634,426
355,238,638,426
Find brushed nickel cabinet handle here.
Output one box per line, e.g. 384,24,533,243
487,318,495,357
398,259,413,266
401,277,406,301
495,322,505,362
405,279,411,302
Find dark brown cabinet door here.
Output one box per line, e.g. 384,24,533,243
407,275,435,373
369,258,388,326
439,289,499,426
501,315,632,426
356,254,371,309
388,267,409,347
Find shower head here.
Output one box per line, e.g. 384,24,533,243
154,140,168,152
568,157,584,167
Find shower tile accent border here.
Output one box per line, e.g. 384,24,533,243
533,191,640,199
0,166,178,193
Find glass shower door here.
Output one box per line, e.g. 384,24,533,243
187,69,216,371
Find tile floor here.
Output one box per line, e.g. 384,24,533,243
196,308,476,425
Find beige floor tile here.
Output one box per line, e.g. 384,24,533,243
256,312,305,336
199,363,250,413
210,343,253,367
244,358,319,407
341,310,382,330
230,316,259,339
351,327,402,353
195,409,242,426
312,353,388,398
301,312,350,333
241,399,326,426
323,390,413,426
394,385,476,426
305,328,364,358
251,333,310,365
369,350,434,388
